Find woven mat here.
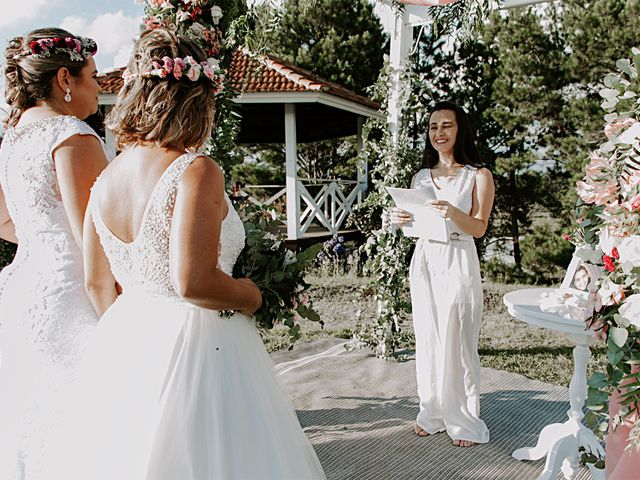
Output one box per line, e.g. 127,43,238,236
276,343,592,480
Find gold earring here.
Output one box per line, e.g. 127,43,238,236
64,87,72,103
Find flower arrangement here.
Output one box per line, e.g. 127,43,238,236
12,36,97,61
561,47,640,451
229,204,323,346
123,54,224,93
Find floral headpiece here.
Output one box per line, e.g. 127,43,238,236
123,55,225,95
12,36,97,62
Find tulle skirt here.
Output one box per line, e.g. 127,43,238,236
44,291,325,480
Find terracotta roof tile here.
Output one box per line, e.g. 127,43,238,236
98,49,378,110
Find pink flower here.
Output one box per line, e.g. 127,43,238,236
585,152,612,178
148,0,165,7
629,194,640,211
161,56,173,75
173,58,184,79
576,177,619,206
562,233,571,241
604,118,637,139
589,319,608,341
186,63,201,81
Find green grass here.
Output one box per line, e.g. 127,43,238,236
262,274,607,387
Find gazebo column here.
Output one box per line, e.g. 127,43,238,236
356,116,368,202
388,7,413,145
284,103,301,240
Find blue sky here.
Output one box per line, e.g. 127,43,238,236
0,0,144,73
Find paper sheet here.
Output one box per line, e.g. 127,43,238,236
386,186,448,241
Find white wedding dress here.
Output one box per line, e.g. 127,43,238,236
0,116,102,479
45,153,326,479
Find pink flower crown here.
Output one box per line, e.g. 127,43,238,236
12,36,97,62
123,55,225,94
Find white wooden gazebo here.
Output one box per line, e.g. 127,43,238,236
97,50,382,241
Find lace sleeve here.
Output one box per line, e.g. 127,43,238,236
49,116,108,159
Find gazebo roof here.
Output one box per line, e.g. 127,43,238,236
97,49,380,144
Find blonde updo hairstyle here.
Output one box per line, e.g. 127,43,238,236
3,28,89,128
106,29,216,150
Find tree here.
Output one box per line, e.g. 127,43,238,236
269,0,388,95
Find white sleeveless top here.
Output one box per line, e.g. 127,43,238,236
413,165,477,240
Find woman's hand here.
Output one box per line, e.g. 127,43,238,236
391,207,412,225
428,200,459,219
236,278,263,316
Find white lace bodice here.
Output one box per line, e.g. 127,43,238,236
0,116,103,278
413,166,478,237
90,153,245,300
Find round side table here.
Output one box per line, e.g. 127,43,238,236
503,288,605,480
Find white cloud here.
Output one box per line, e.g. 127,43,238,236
61,10,141,71
0,0,54,28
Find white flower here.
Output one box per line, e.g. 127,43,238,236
598,229,619,256
206,57,220,69
283,250,297,267
597,279,625,308
210,5,223,24
161,0,173,8
177,10,190,22
617,235,640,272
575,245,603,265
618,294,640,329
190,22,206,37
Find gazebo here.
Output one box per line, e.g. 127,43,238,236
97,50,382,241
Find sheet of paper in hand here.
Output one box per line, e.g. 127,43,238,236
386,186,448,242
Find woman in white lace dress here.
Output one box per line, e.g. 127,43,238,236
392,102,495,448
45,29,326,479
0,29,109,478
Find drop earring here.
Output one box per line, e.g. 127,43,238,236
64,87,72,103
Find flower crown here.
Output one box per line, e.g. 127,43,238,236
123,55,225,94
12,36,97,62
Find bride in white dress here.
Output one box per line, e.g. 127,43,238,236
46,29,326,479
0,29,108,479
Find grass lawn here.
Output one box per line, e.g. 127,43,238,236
263,273,607,388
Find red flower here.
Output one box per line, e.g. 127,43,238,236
28,41,41,53
603,255,616,272
562,233,571,241
611,247,620,260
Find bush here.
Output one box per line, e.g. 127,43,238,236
482,257,534,284
521,222,574,284
348,191,384,236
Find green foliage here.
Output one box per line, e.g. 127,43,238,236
231,159,284,187
231,204,323,347
520,223,575,284
268,0,388,95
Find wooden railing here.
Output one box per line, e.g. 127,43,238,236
241,178,367,239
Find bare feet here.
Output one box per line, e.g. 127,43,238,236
452,439,475,447
414,425,429,437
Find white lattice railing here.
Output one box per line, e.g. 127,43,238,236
241,179,366,239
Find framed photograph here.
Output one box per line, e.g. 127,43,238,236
560,255,601,294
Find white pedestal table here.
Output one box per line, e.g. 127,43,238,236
503,288,605,480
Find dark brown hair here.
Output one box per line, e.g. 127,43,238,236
105,29,216,150
422,101,481,169
3,28,89,128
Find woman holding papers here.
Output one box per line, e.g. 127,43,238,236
391,101,495,447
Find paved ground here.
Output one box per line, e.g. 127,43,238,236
273,339,593,480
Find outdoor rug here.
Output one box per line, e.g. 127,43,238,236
273,339,593,480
